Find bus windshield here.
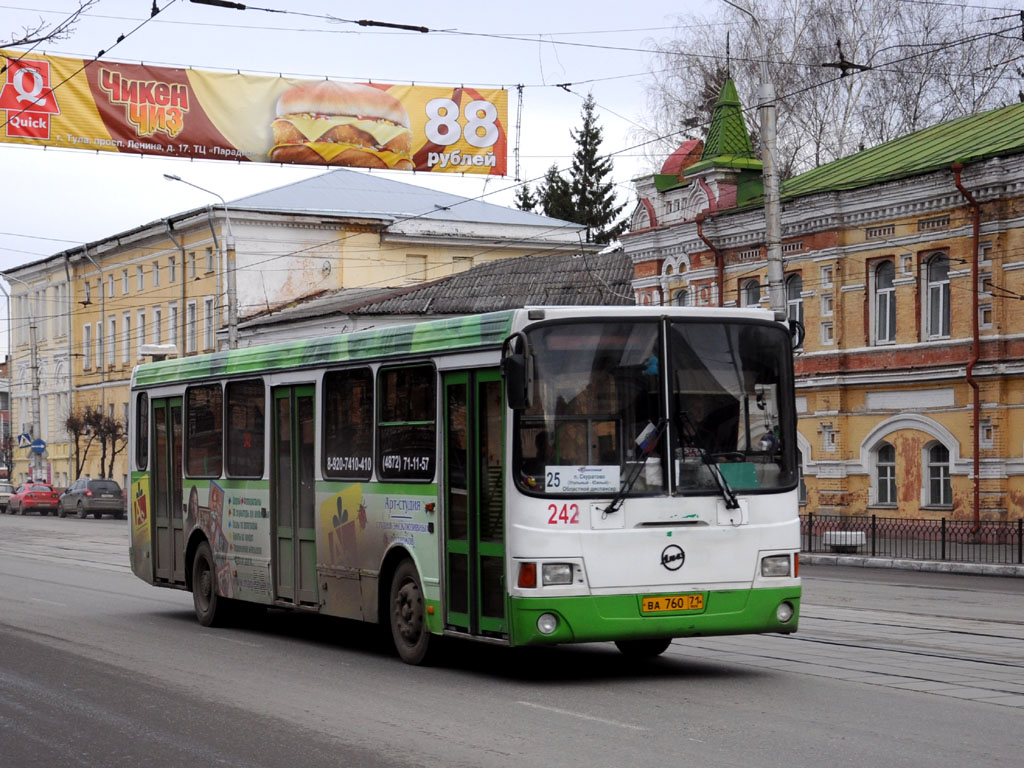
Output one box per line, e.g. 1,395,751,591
513,318,796,497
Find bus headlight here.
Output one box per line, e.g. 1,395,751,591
537,613,559,635
777,601,795,623
542,563,573,585
761,555,791,577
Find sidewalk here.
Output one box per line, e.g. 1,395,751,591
802,552,1024,578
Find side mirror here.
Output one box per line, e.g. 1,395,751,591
501,333,532,410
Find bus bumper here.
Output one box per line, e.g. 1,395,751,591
508,587,801,646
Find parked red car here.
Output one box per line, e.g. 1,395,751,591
7,483,60,516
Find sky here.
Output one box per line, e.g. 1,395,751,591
0,0,715,354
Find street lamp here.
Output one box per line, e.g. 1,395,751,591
163,173,238,349
722,0,784,315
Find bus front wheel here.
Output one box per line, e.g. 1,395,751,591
192,541,227,627
614,638,672,658
389,559,435,665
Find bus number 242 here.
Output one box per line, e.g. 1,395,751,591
547,503,580,525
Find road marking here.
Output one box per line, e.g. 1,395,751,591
29,598,67,607
207,634,261,648
517,701,649,731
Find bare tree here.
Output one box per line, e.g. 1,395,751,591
2,1,98,49
638,0,1021,177
105,416,127,480
65,409,96,480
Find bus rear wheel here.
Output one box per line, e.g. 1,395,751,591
614,638,672,658
389,559,435,665
192,541,228,627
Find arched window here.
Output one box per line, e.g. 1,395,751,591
927,443,951,506
876,442,896,504
875,260,895,343
926,254,950,338
786,274,803,324
742,279,761,307
673,288,689,306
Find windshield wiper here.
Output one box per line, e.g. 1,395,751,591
676,411,740,510
602,419,667,517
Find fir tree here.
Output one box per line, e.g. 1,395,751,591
569,94,625,244
537,164,575,223
513,184,538,212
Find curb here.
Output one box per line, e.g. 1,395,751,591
801,553,1024,578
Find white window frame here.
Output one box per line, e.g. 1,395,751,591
137,266,145,292
153,306,162,345
186,300,198,354
95,322,103,369
203,297,215,351
819,264,834,289
876,442,897,505
925,442,952,506
742,279,760,307
873,260,896,344
188,251,197,280
168,303,179,348
169,256,177,283
137,309,147,358
121,312,131,363
820,321,834,345
83,323,92,369
820,293,834,317
106,316,116,366
153,261,161,287
205,247,215,273
925,253,951,339
122,269,129,295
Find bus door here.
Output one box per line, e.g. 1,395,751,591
443,370,506,638
151,397,186,584
271,385,319,606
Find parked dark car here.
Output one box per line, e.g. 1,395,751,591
58,478,125,519
7,483,60,515
0,482,14,512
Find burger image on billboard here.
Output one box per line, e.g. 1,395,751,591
269,81,413,170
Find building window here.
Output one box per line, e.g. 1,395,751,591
820,293,833,317
203,297,215,351
820,265,833,288
926,253,950,338
979,304,993,330
169,256,177,283
137,266,145,292
742,279,760,307
820,322,834,345
137,310,146,358
95,322,103,368
153,261,161,287
84,280,91,305
107,316,116,366
186,301,198,354
673,288,688,306
122,313,131,363
168,303,179,347
927,443,952,506
980,418,994,450
122,269,129,295
153,307,162,344
874,260,896,343
188,251,197,279
83,324,92,369
876,442,896,505
786,274,804,325
108,274,115,299
205,247,215,273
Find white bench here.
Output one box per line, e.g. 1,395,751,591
822,530,867,553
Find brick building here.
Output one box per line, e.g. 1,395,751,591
625,81,1024,522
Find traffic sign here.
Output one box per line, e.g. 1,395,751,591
17,433,31,448
30,439,46,455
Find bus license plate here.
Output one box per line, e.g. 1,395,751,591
641,594,704,614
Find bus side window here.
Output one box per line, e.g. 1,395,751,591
186,384,223,478
135,393,149,470
377,365,436,482
225,379,265,478
323,368,373,481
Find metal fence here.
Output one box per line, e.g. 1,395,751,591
800,513,1024,565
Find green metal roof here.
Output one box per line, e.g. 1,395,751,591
780,102,1024,202
686,79,761,175
132,311,516,389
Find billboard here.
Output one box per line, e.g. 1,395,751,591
0,50,508,175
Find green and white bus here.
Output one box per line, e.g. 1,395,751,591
128,306,801,664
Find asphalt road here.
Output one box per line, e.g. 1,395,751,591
1,515,1021,768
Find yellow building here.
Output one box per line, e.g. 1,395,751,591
3,169,585,489
626,83,1024,523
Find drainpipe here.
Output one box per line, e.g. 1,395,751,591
696,214,724,307
81,248,106,410
952,162,981,532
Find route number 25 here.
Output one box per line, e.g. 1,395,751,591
547,503,580,525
